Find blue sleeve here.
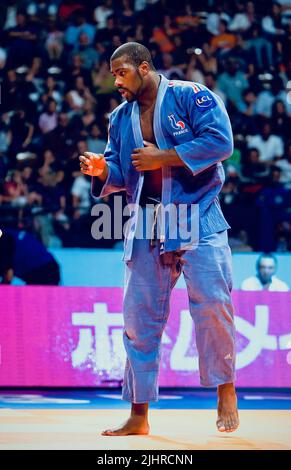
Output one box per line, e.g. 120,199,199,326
174,86,234,176
91,114,125,198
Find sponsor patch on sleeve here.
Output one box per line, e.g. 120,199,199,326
192,90,217,112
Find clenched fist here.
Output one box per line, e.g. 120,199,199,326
79,152,107,179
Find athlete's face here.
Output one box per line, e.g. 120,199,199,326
110,56,148,102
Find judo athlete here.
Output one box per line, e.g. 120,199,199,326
79,42,239,435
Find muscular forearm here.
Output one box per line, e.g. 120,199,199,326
160,148,187,168
96,162,109,182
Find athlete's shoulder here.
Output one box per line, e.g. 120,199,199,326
168,79,206,94
109,100,133,123
168,79,221,113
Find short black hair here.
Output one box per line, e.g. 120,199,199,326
256,253,277,270
110,42,156,70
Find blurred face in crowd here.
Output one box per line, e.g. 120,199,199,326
72,55,83,68
22,166,32,181
272,3,282,16
47,76,56,89
218,20,227,34
274,100,285,114
7,69,17,83
75,76,85,90
43,150,55,165
271,167,282,183
262,123,271,139
16,13,26,27
91,124,101,137
77,140,88,155
59,113,68,127
226,60,238,76
248,149,259,163
110,55,152,102
112,34,122,48
162,53,173,68
244,91,256,104
48,100,57,114
79,33,89,47
205,73,215,89
246,2,254,14
257,257,276,284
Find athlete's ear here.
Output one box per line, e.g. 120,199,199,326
139,61,150,77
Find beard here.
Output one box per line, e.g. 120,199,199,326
120,68,144,102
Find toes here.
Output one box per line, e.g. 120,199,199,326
225,419,239,432
216,420,226,432
101,430,116,436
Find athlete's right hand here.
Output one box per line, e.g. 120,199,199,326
79,152,106,177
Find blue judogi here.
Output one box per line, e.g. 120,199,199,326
91,75,236,400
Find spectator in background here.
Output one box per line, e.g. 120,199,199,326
217,58,249,111
65,54,91,89
38,98,58,134
72,32,100,70
86,123,107,154
262,2,286,39
256,165,290,251
157,52,185,79
275,141,291,188
2,69,21,113
203,72,225,101
0,230,14,284
44,112,75,161
8,108,34,161
94,15,120,47
247,120,284,163
92,60,116,96
66,75,96,113
210,20,237,57
5,11,38,68
0,0,290,251
228,1,252,33
71,173,91,219
45,19,64,63
271,100,289,139
94,0,113,29
245,23,274,72
0,228,60,285
40,75,63,112
206,4,230,36
255,77,291,118
64,12,95,49
241,253,289,291
185,53,205,84
241,148,269,184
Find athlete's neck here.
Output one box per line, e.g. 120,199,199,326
138,74,161,110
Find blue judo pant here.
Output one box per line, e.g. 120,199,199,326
122,206,236,403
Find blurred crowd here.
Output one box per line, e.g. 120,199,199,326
0,0,290,252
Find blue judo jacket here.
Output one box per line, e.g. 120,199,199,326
91,74,233,261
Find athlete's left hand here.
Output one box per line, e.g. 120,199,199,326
131,141,164,171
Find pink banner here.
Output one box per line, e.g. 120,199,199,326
0,286,290,387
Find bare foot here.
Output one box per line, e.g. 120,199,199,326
216,383,239,433
101,415,150,436
101,403,149,436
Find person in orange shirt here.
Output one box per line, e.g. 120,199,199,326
211,20,237,54
150,15,180,53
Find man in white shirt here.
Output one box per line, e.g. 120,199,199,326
241,253,289,291
71,174,91,218
247,121,284,162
